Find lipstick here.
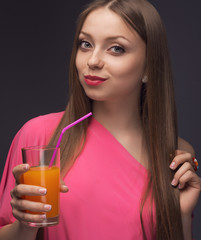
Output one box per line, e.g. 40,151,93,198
84,75,107,86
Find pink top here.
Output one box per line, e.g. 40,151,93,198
0,112,156,239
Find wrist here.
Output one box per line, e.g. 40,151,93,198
181,213,192,223
15,220,39,234
181,214,192,240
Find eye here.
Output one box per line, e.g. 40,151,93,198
79,40,92,49
110,45,125,54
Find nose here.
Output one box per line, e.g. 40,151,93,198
87,50,104,70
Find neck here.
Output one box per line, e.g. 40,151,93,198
92,99,142,134
92,99,148,169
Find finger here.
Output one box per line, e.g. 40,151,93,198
169,152,192,170
13,164,30,184
171,162,194,187
60,184,69,193
177,170,199,190
60,179,68,193
11,184,47,198
12,208,47,223
174,149,186,155
10,198,52,212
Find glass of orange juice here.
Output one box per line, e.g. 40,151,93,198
21,146,60,227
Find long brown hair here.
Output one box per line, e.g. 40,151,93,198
48,0,183,239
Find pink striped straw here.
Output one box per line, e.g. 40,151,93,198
49,112,92,167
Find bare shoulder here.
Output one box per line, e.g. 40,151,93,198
178,137,195,157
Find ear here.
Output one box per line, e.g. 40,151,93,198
142,75,148,83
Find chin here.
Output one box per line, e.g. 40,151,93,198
83,91,106,102
86,94,106,102
81,86,103,101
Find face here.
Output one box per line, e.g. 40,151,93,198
75,7,146,103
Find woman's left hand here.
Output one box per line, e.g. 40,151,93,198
169,150,201,216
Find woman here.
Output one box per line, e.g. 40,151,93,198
0,0,200,239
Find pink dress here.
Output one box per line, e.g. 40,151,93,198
0,112,156,239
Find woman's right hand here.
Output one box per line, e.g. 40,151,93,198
10,164,52,227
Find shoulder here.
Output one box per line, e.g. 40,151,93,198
22,112,64,131
18,111,64,145
178,137,195,157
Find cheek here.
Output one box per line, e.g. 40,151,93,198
75,54,80,73
75,52,84,76
109,57,145,82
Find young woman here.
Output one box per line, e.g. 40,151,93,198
0,0,200,239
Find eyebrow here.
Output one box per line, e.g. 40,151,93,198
79,31,131,43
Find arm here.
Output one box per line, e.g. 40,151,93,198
0,164,46,239
0,165,68,240
182,215,193,240
0,221,38,240
0,113,67,239
170,138,201,240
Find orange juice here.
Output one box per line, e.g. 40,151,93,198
21,166,60,218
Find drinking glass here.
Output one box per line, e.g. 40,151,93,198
21,146,60,227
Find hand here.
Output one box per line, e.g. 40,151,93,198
10,164,68,227
60,179,69,193
169,150,201,216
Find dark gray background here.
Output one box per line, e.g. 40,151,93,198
0,0,200,238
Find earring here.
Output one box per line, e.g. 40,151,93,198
142,75,148,83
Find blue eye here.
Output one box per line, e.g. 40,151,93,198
110,46,125,54
79,40,92,49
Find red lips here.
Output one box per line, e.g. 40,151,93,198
84,75,107,86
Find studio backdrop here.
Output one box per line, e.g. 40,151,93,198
0,0,200,238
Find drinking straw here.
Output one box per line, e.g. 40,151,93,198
49,112,92,167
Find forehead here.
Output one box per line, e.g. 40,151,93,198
80,7,140,41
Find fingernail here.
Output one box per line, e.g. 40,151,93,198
178,184,182,189
40,214,46,219
38,188,47,195
171,178,177,186
23,164,29,170
44,204,52,211
170,162,176,169
29,223,37,227
63,185,69,192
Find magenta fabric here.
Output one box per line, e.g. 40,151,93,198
0,112,156,239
